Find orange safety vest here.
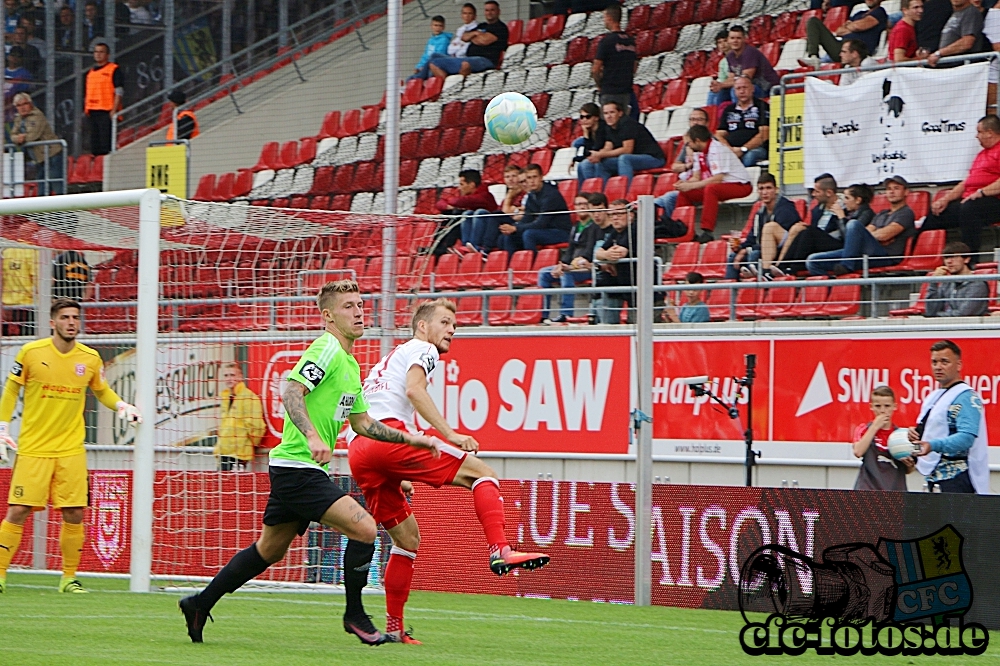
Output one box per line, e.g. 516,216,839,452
84,62,118,113
166,110,200,140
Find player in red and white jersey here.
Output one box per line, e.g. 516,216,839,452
346,298,549,644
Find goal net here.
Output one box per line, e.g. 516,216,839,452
0,192,449,591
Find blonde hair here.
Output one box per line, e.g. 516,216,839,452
12,93,32,107
871,385,895,400
411,298,456,333
317,279,360,312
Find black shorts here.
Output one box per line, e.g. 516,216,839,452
263,466,349,535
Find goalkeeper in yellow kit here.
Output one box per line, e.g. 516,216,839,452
0,298,141,594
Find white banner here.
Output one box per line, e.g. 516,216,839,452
804,62,988,185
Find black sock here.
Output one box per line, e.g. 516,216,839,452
343,539,375,618
197,544,270,611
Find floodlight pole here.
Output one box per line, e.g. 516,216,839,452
634,195,654,607
0,190,161,592
379,0,401,357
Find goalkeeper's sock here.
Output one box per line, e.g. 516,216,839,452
60,521,85,578
197,544,269,611
384,546,416,636
0,520,24,578
472,477,508,554
343,539,375,618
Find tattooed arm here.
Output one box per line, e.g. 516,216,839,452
348,412,440,457
282,380,330,465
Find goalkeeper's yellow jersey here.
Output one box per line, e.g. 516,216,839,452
9,338,110,457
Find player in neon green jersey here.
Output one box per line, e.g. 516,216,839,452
179,280,439,645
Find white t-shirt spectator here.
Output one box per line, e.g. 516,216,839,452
448,21,479,57
839,56,877,86
705,139,752,183
984,8,1000,83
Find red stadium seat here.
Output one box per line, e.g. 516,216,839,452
581,178,603,194
413,189,438,214
547,117,574,149
667,0,694,27
333,164,355,192
889,277,932,316
193,174,216,201
696,240,729,280
718,0,742,20
693,0,716,24
760,41,781,68
649,2,673,30
627,5,651,33
821,283,861,316
507,19,524,45
565,36,590,65
654,173,678,197
543,14,566,40
748,15,772,46
638,80,664,112
557,179,578,204
415,128,442,160
461,98,486,127
635,30,656,58
440,100,462,128
659,206,695,243
531,149,554,174
358,106,379,133
510,294,543,325
681,51,708,80
586,36,601,61
907,191,930,219
89,155,105,183
271,197,289,208
438,127,463,156
233,169,253,198
289,195,309,209
487,294,514,325
402,78,423,106
627,174,654,199
896,229,945,272
399,159,418,187
508,250,536,287
421,76,444,103
793,199,809,220
794,10,822,39
456,297,484,326
757,278,798,318
310,195,331,209
432,253,461,290
653,27,678,54
339,108,362,137
530,92,550,118
453,252,483,288
735,285,764,320
320,110,341,138
252,141,280,171
310,165,335,195
213,172,236,201
483,153,507,184
663,79,688,108
824,6,849,31
399,131,420,160
330,193,352,211
663,242,700,281
459,126,485,154
604,176,628,201
481,251,511,287
353,161,377,193
523,17,544,44
772,11,799,42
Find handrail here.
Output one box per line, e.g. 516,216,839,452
0,139,68,198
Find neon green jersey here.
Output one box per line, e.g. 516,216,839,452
269,332,369,470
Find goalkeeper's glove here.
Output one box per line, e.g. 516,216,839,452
116,401,143,424
0,421,18,464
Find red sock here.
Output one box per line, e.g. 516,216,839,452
472,477,508,554
385,547,416,634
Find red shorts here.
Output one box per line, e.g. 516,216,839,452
348,420,467,529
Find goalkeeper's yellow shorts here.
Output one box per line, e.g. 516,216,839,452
8,452,88,509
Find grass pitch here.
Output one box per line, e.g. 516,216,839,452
0,573,995,665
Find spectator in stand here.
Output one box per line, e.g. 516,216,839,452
125,0,156,27
917,0,953,50
18,15,46,60
53,249,90,300
726,172,800,280
4,0,18,34
428,1,507,78
674,124,753,244
800,0,888,67
538,193,603,324
571,102,607,188
215,363,265,472
714,25,779,102
774,182,875,277
9,26,41,80
654,107,711,224
595,199,637,324
983,4,1000,109
576,101,665,186
4,47,33,105
1,246,36,336
11,93,64,195
448,4,479,59
806,175,916,275
922,114,1000,252
706,30,733,107
409,16,451,80
838,39,877,86
56,6,74,51
166,90,199,141
463,164,524,254
433,169,497,256
925,241,990,317
664,272,711,323
497,163,571,252
715,76,769,167
85,41,123,156
592,4,637,115
83,1,104,41
890,0,929,62
926,0,983,66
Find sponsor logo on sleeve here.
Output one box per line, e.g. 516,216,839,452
10,362,22,377
300,361,325,386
